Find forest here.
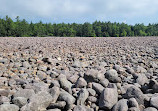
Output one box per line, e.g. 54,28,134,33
0,16,158,37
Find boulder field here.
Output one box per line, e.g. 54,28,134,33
0,37,158,111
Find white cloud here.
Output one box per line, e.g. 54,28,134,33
0,0,158,24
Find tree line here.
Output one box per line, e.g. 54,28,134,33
0,16,158,37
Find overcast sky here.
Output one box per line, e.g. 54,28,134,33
0,0,158,25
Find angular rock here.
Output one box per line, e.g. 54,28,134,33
0,104,19,111
13,89,35,99
58,74,72,94
75,77,87,88
12,97,27,108
49,86,60,103
128,107,140,111
136,74,148,86
0,96,10,104
0,89,10,97
129,98,139,108
112,99,128,111
99,87,118,110
32,82,49,93
150,94,158,109
58,90,76,109
124,86,145,105
143,107,157,111
92,82,104,94
73,105,93,111
105,69,120,82
77,88,89,105
47,101,66,109
87,88,96,96
84,69,105,82
21,91,53,111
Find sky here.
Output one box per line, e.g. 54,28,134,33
0,0,158,25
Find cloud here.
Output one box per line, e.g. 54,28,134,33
0,0,158,24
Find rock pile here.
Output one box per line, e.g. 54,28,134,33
0,37,158,111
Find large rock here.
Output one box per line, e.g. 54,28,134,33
12,97,27,108
92,82,104,94
124,86,145,105
47,101,66,109
58,74,72,94
0,89,10,97
112,99,128,111
14,89,35,99
105,69,120,82
58,90,76,109
75,77,87,88
99,87,118,110
0,104,19,111
129,98,139,108
84,69,105,82
77,89,89,105
136,74,148,86
143,107,157,111
32,82,49,93
49,86,60,103
21,91,53,111
150,93,158,109
73,105,93,111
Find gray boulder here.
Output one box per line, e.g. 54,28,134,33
129,98,139,108
49,86,60,103
77,89,89,105
150,93,158,109
0,104,19,111
143,107,157,111
12,97,27,108
73,105,93,111
58,90,76,109
75,77,87,88
58,74,72,94
21,91,53,111
99,87,118,109
112,99,128,111
124,86,145,105
92,82,104,94
105,69,120,82
14,89,35,99
136,74,148,86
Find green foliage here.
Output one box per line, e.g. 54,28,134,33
0,15,158,37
